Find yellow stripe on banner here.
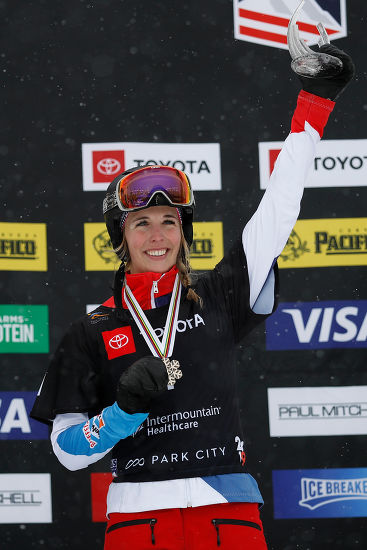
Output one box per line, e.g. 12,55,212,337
278,218,367,268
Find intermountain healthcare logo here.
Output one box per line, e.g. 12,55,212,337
268,386,367,437
0,473,52,523
273,468,367,518
266,300,367,350
234,0,346,50
84,222,224,271
259,139,367,189
0,305,49,353
82,142,221,191
0,223,47,271
277,218,367,268
0,392,48,439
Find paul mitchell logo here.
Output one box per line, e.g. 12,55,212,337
268,387,367,437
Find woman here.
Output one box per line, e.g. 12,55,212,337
31,44,354,549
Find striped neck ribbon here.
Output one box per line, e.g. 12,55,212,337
124,273,182,358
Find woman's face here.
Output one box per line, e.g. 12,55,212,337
124,206,182,274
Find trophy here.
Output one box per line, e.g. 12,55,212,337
287,0,343,78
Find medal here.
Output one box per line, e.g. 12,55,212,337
124,274,183,389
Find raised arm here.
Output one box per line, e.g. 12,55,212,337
243,43,355,313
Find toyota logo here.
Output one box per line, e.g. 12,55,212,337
109,334,129,349
97,158,121,175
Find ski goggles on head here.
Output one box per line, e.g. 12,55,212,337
103,166,194,214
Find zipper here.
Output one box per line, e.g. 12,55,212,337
106,518,157,544
185,477,192,507
212,518,261,546
151,273,165,308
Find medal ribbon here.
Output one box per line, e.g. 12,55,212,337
124,273,181,358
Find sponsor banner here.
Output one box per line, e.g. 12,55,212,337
82,142,221,191
259,139,367,190
0,392,48,440
84,221,224,271
84,223,120,271
0,305,49,353
266,300,367,350
268,386,367,437
0,223,47,271
190,222,223,271
0,473,52,523
278,218,367,268
234,0,346,50
273,468,367,519
90,473,112,522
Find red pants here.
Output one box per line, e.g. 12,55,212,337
104,503,268,550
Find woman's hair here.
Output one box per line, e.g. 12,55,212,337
113,225,202,306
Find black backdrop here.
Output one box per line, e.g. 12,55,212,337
1,1,367,548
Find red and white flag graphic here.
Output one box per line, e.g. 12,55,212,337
233,0,346,50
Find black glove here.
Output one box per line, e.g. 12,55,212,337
298,44,355,100
116,356,168,414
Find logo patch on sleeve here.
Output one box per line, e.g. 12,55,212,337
102,326,136,359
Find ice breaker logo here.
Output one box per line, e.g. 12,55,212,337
300,477,367,510
266,300,367,350
234,0,346,50
273,468,367,518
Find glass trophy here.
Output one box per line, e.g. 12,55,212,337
287,0,343,78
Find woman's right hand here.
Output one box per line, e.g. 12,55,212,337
116,356,169,414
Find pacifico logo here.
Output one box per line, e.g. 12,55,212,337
0,305,49,353
82,142,222,191
191,222,223,271
0,223,47,271
84,223,120,271
278,218,367,268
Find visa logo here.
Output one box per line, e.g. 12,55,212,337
0,392,48,440
266,300,367,350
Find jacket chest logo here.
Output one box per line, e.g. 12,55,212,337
102,326,136,360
